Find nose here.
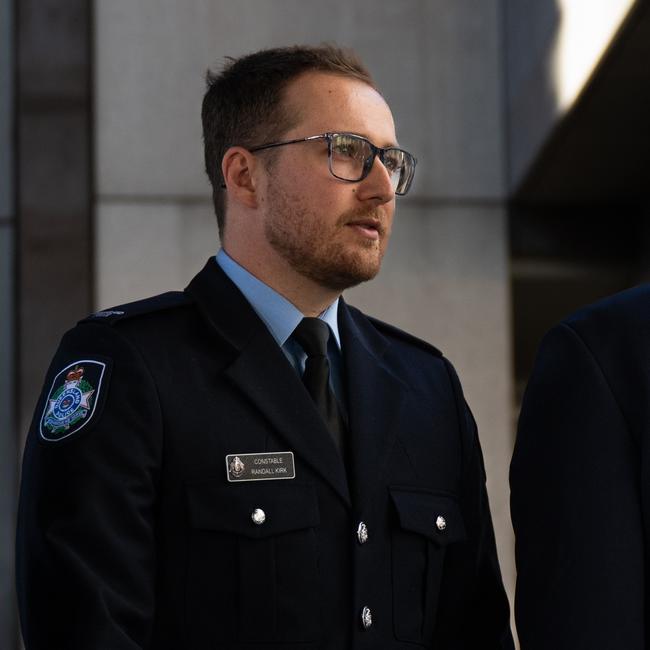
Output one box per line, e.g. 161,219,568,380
355,156,395,204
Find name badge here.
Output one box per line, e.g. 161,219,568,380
226,451,295,482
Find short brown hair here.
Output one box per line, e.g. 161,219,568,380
201,44,376,237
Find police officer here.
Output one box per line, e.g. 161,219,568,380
17,44,514,649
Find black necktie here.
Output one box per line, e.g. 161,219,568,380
292,318,347,457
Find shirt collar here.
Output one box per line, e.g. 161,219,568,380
216,249,341,349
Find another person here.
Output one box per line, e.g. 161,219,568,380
511,284,650,649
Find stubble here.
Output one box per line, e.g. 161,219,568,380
264,184,390,292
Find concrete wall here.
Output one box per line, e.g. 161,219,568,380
505,0,636,191
95,0,514,612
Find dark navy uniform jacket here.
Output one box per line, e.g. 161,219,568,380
511,284,650,650
17,259,513,650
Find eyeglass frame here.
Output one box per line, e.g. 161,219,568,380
224,132,417,196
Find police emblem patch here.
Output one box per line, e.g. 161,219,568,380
39,360,107,442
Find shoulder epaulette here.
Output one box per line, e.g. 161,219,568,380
78,291,193,326
366,315,443,358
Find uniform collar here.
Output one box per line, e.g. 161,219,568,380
216,249,341,349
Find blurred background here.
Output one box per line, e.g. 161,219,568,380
2,0,650,647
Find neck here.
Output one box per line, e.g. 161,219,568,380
223,245,340,317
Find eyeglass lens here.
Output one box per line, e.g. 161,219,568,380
328,134,415,195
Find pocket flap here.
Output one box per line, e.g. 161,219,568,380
186,480,320,539
390,487,467,546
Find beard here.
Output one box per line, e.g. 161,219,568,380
264,183,392,293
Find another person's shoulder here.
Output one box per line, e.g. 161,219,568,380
532,283,650,384
564,283,650,332
558,283,650,348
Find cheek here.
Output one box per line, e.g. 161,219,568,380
278,170,358,226
304,187,344,220
381,211,395,244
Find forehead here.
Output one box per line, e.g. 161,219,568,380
282,72,397,146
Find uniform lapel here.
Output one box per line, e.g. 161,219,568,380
186,259,351,507
339,300,407,512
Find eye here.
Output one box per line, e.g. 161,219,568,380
331,135,366,161
382,150,403,173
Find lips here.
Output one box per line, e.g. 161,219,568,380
345,217,384,237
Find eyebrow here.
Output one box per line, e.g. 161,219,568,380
344,131,400,148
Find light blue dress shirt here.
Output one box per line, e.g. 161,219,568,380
215,250,346,411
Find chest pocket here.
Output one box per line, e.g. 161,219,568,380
389,486,467,646
185,480,321,645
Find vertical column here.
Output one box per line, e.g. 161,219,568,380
0,0,16,646
15,4,93,644
16,0,94,439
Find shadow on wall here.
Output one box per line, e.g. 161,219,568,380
506,0,650,398
505,0,562,194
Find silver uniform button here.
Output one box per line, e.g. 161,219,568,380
357,521,369,544
361,606,373,629
436,515,447,531
251,508,266,525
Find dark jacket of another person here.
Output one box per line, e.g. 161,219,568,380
511,284,650,649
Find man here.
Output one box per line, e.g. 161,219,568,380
511,284,650,649
17,45,513,649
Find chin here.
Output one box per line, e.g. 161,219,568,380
311,252,384,292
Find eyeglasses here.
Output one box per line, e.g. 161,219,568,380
248,132,417,196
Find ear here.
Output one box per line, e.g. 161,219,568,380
221,146,261,209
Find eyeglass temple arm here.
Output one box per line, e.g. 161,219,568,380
219,134,330,188
249,134,328,153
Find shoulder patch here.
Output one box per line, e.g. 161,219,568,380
79,291,192,326
366,315,443,358
39,359,110,442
